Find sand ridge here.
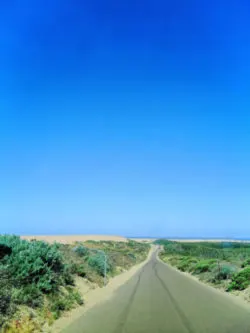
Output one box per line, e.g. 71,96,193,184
21,235,128,244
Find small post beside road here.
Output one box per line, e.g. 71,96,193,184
103,251,107,286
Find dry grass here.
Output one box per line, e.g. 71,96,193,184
21,235,128,244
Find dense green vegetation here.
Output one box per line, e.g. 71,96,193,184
0,235,150,332
157,239,250,293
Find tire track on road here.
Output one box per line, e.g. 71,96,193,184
153,262,195,333
111,263,148,333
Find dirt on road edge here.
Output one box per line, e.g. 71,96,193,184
52,245,155,333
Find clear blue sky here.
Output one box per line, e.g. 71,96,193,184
1,0,250,238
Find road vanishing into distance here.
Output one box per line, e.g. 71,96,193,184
62,248,250,333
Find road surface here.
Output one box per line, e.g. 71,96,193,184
62,249,250,333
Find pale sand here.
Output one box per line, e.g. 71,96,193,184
21,235,128,244
20,236,250,245
129,238,157,243
51,245,155,333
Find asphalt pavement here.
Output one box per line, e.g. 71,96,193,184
62,249,250,333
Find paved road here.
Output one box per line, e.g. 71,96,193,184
62,249,250,333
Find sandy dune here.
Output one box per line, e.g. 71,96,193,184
20,236,249,244
130,238,157,243
21,235,128,244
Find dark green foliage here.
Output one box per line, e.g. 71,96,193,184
0,234,77,328
193,260,216,274
12,284,44,308
176,257,198,272
241,258,250,268
61,264,75,286
47,284,83,319
48,289,83,320
68,263,87,277
227,267,250,291
0,266,15,328
0,244,12,260
0,267,12,314
0,235,70,293
75,264,87,277
0,285,12,316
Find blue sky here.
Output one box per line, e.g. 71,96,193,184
1,0,250,237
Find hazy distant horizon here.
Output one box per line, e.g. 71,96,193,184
17,233,250,241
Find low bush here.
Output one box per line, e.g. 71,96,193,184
241,258,250,268
127,253,136,260
193,260,216,274
217,265,236,280
0,236,68,293
0,266,15,328
176,257,198,272
227,267,250,291
72,245,89,257
211,264,237,283
71,263,87,277
48,288,83,319
12,285,44,308
88,253,111,276
0,235,76,328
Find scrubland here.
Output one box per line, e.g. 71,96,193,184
0,235,150,332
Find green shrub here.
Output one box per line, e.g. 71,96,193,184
0,287,12,317
227,267,250,291
75,264,87,277
73,245,89,257
12,285,44,308
127,253,136,260
0,235,72,293
211,265,236,282
176,257,197,272
218,265,236,280
66,288,84,306
193,260,216,274
0,266,15,327
61,264,75,286
88,254,109,276
241,258,250,268
67,262,86,277
49,289,83,319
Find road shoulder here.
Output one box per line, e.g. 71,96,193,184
52,245,155,333
157,254,250,312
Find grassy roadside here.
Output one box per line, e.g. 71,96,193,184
156,239,250,301
0,235,150,333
